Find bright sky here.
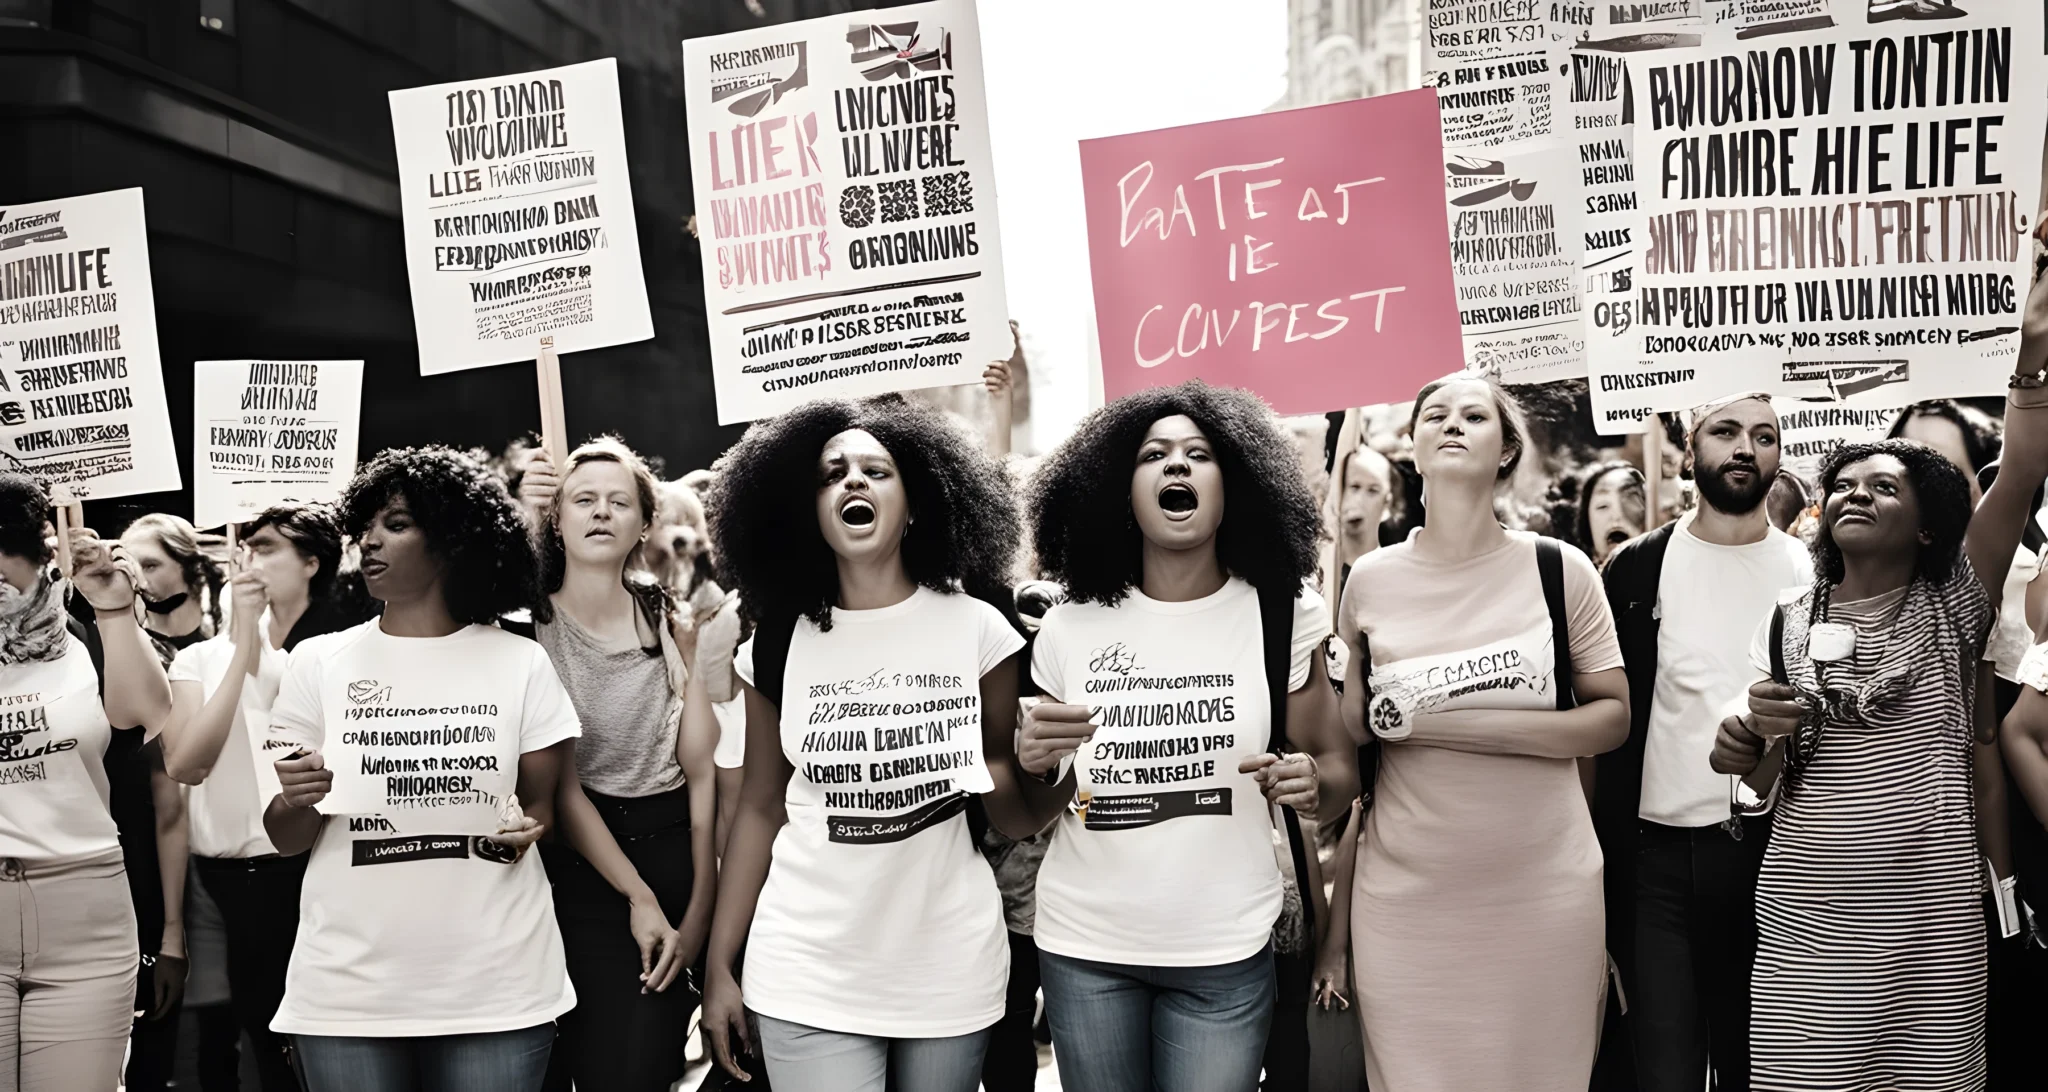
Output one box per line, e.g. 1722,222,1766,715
980,0,1290,450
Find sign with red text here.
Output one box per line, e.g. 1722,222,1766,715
192,360,363,530
683,0,1010,424
389,59,653,374
0,189,177,499
1079,90,1463,415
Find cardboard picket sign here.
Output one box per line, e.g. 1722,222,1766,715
191,360,363,530
1078,89,1465,415
0,188,177,499
389,58,654,376
683,0,1013,423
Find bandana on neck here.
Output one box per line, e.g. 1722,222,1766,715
143,591,189,616
0,570,69,666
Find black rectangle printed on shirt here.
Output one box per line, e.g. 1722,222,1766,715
1082,787,1231,831
351,835,470,866
826,791,968,845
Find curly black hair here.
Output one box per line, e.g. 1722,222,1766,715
339,446,541,625
1811,439,1973,587
0,474,49,564
1027,381,1319,606
707,396,1020,632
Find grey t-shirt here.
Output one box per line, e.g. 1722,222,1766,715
536,609,683,797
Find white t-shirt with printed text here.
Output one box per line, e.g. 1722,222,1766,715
168,613,287,859
0,635,121,864
734,587,1022,1038
1031,578,1327,967
266,620,579,1037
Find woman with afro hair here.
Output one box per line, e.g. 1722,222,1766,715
700,396,1059,1092
1018,381,1348,1092
1715,271,2048,1091
262,446,579,1091
1333,374,1629,1092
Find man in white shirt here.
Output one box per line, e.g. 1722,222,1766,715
1596,394,1812,1092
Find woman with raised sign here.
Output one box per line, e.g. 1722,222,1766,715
700,396,1054,1092
1334,374,1629,1092
0,472,171,1090
513,438,717,1092
262,447,579,1091
1016,381,1347,1092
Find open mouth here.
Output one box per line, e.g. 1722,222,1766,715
1606,529,1631,547
839,497,876,527
1157,483,1199,516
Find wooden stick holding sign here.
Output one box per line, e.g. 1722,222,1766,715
51,483,82,576
535,336,569,468
1643,414,1663,528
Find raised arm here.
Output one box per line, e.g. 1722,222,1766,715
70,529,171,733
1965,267,2048,602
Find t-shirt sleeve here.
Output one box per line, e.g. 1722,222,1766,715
976,600,1027,678
1288,583,1330,692
269,640,326,753
1560,542,1626,675
712,698,747,769
167,642,205,685
733,638,756,690
1029,609,1066,702
1718,607,1778,724
519,644,582,754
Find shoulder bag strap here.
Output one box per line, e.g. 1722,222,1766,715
1537,538,1577,711
1257,581,1317,944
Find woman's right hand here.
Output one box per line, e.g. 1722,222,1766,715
1710,715,1764,775
275,751,332,810
517,449,559,524
703,966,753,1082
1017,701,1094,777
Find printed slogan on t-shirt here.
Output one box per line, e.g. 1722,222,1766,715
794,667,994,845
317,678,510,836
1068,640,1259,832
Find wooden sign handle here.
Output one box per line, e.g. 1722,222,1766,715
1643,414,1663,526
50,483,81,577
535,337,568,469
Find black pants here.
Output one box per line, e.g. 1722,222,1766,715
194,852,309,1092
1631,817,1768,1092
1262,944,1311,1091
540,785,699,1092
981,930,1040,1092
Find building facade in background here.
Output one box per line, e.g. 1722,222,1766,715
1275,0,1419,107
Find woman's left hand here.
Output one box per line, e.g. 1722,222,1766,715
1241,752,1317,813
628,894,685,995
485,794,545,861
69,530,139,611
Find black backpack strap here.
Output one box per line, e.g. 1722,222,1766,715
1768,603,1787,686
751,614,797,708
1537,538,1577,711
1256,581,1316,943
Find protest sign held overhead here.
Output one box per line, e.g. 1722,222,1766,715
191,360,363,530
390,59,654,375
1080,89,1463,415
1424,0,1573,148
0,189,176,499
684,0,1012,424
1590,5,2047,432
1446,141,1587,382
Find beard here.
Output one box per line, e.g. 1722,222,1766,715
1695,459,1771,514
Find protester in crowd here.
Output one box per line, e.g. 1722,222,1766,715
1335,443,1394,570
1593,394,1811,1092
513,438,716,1092
1765,468,1814,536
1017,380,1346,1092
1712,276,2048,1089
701,396,1056,1092
156,503,356,1090
1330,374,1629,1091
1575,461,1648,568
122,514,226,652
263,447,578,1091
0,473,172,1089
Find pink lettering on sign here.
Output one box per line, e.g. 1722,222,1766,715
1079,89,1463,414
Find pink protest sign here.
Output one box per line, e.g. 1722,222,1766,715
1080,89,1462,414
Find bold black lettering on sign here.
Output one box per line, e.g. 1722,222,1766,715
1084,787,1233,831
826,790,967,845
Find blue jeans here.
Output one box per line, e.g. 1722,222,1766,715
753,1013,991,1092
1039,944,1275,1092
292,1023,554,1092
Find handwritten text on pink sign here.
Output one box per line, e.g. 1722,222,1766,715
1080,89,1462,413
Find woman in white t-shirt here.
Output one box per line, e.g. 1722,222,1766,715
262,447,580,1092
700,397,1064,1092
1016,381,1345,1092
0,471,173,1090
160,502,358,1092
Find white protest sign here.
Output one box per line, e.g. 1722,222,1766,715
389,58,653,375
191,360,362,530
1591,6,2047,432
684,0,1011,424
1447,140,1587,382
0,189,176,498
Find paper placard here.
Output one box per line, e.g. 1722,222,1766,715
683,0,1012,423
389,58,654,374
0,189,177,499
191,360,363,529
